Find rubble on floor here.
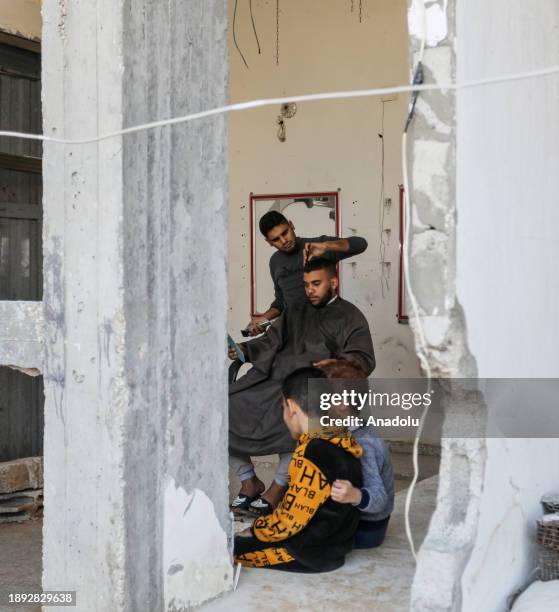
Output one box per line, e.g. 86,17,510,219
0,457,43,523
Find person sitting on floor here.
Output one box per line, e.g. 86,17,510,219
323,359,394,549
234,366,363,573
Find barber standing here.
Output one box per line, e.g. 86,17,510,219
247,211,368,335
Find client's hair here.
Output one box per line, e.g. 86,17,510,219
320,358,368,380
259,211,289,237
321,358,369,418
303,257,336,277
282,366,327,418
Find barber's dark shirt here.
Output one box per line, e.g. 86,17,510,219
268,235,367,312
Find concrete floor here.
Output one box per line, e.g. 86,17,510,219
0,448,438,612
0,521,42,612
205,475,439,612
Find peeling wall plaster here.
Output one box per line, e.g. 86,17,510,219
405,1,490,611
456,0,559,609
41,0,128,608
121,1,231,608
412,141,451,208
409,0,559,610
40,1,232,605
163,479,232,611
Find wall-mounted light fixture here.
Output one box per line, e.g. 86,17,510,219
276,102,297,142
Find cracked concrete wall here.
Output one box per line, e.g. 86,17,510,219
456,1,559,610
121,0,232,610
42,0,231,610
408,1,559,611
42,0,129,609
405,1,487,610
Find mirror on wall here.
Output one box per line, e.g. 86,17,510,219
250,191,339,315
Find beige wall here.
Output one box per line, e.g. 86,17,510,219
0,0,41,40
228,0,419,377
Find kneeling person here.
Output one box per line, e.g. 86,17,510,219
234,367,363,573
325,360,394,549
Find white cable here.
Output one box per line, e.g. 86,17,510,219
0,64,557,145
402,0,432,563
402,131,432,562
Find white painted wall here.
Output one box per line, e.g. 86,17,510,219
0,0,41,40
456,1,559,609
228,0,420,378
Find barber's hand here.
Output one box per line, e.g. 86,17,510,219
236,527,252,537
303,242,328,264
313,358,338,369
331,479,362,505
247,313,269,336
228,344,247,361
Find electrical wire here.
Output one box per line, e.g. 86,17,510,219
378,101,389,298
0,63,557,146
275,0,280,67
249,0,261,55
401,0,434,562
402,130,433,561
233,0,249,69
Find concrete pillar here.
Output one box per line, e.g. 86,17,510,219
41,1,231,610
405,2,487,610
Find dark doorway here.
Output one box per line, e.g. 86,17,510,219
0,37,43,461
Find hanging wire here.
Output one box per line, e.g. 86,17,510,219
249,0,261,55
402,0,432,562
233,0,249,69
378,100,389,298
359,0,363,23
276,0,280,67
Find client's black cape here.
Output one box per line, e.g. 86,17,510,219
229,297,375,457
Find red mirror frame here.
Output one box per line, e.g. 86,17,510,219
398,184,409,323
